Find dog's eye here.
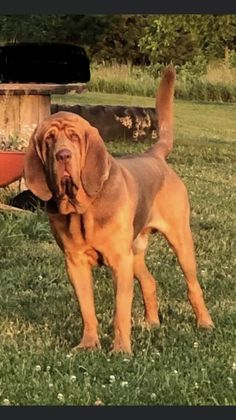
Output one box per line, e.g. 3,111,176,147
71,134,79,142
69,132,79,142
45,134,56,145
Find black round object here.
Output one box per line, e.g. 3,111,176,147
0,43,90,84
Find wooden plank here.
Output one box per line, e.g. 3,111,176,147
0,84,86,95
0,202,30,213
0,95,20,141
38,95,51,122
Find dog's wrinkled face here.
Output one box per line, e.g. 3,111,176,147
24,112,111,215
38,119,82,214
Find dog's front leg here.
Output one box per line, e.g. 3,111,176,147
107,252,134,353
65,252,100,350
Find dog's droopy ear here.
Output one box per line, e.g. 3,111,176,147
81,127,111,197
24,130,52,201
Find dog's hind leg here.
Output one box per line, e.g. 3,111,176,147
133,234,160,326
162,222,213,328
152,178,214,328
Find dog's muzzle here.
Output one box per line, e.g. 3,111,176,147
53,148,78,199
61,174,75,198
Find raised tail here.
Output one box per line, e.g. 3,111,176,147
150,65,176,159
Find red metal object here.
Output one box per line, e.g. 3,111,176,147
0,151,25,187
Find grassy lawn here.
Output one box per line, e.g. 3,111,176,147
0,95,236,406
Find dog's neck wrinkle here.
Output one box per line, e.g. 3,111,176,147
80,215,86,240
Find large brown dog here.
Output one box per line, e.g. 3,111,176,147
24,66,213,353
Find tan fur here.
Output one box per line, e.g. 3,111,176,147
24,66,213,353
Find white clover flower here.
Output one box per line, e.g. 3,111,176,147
121,381,128,388
227,377,233,385
46,366,51,371
101,384,106,388
232,362,236,371
70,375,76,383
194,382,199,389
66,353,73,359
173,369,178,375
57,393,64,401
35,365,41,372
150,393,157,401
49,383,53,388
109,375,115,383
193,342,199,348
123,358,130,363
2,398,11,406
95,398,103,406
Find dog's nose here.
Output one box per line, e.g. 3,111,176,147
55,148,72,162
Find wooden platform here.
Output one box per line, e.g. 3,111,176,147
0,83,86,95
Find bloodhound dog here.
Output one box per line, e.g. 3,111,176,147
24,66,213,353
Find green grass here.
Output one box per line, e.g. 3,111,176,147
52,90,157,107
0,98,236,406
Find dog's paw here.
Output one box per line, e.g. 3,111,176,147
136,317,160,329
145,316,161,328
197,315,214,329
111,340,132,354
72,336,101,352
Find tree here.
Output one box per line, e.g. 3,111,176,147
0,15,149,65
0,15,71,43
195,15,236,60
0,15,235,67
74,14,149,64
139,15,201,66
139,15,236,69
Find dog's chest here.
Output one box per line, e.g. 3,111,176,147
63,213,104,265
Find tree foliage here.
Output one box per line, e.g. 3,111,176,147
0,15,235,67
0,15,149,65
139,15,236,65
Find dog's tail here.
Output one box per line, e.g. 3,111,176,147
150,65,176,159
